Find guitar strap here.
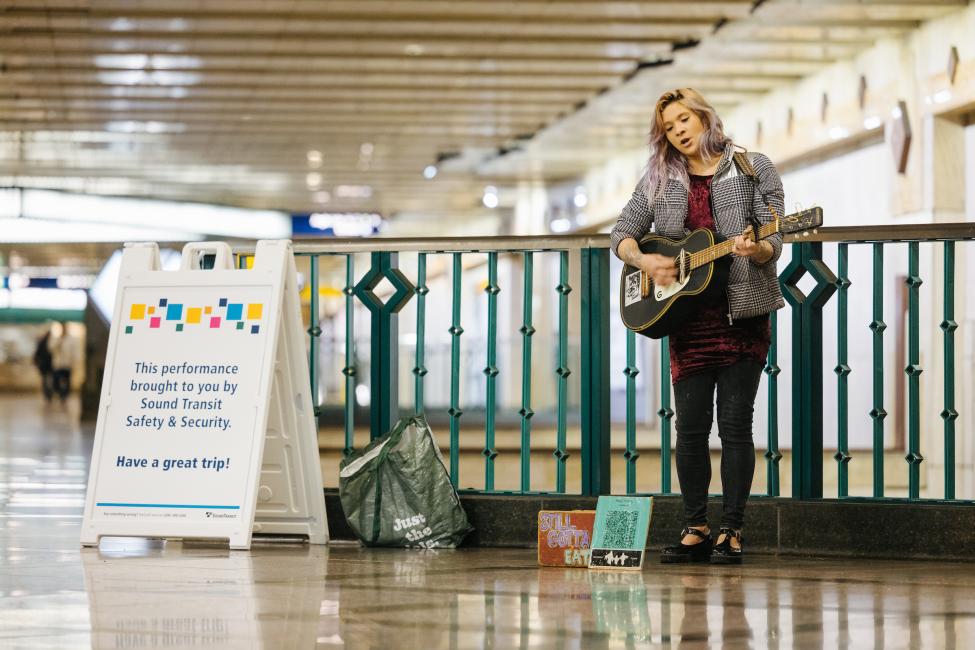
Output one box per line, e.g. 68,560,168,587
732,151,778,239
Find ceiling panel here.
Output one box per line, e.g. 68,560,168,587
0,0,964,219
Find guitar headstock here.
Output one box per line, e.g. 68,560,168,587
779,206,823,234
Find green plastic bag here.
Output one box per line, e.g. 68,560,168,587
338,414,473,548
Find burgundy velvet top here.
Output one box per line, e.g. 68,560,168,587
669,174,771,384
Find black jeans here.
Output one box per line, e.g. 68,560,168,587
673,359,764,530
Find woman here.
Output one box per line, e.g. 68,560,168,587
611,88,785,564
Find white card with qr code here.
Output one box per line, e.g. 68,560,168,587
588,496,652,570
623,271,642,307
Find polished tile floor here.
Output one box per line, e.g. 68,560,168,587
1,394,974,649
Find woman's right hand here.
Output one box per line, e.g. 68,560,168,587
639,253,677,287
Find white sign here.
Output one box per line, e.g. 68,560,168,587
81,240,327,549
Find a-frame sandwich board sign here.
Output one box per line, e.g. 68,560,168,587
80,240,328,549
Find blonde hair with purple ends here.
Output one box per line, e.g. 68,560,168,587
643,88,732,202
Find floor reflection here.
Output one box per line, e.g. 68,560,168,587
82,540,327,648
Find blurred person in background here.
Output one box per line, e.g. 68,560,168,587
48,321,80,404
32,324,55,401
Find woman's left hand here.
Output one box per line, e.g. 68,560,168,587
732,235,767,259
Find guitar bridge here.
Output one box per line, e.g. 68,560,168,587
641,271,650,299
676,249,690,285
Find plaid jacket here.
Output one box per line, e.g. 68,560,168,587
610,144,785,320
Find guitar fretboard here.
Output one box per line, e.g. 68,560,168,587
688,221,778,270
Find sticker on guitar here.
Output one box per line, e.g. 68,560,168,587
624,272,641,306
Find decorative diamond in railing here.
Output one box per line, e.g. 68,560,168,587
905,451,924,466
940,319,958,333
781,251,838,309
352,257,415,314
765,449,783,463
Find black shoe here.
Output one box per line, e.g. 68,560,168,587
710,528,743,564
660,527,713,563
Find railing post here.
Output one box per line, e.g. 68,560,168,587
307,255,323,422
353,251,415,440
580,247,610,496
781,241,835,499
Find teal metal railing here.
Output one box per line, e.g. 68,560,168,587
787,223,974,502
289,236,608,495
284,222,974,501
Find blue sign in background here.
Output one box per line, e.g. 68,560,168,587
291,214,382,238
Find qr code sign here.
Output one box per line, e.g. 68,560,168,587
624,272,641,306
602,510,639,549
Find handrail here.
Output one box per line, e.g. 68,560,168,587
785,222,975,243
236,223,975,254
290,234,610,253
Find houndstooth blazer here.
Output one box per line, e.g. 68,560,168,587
610,144,786,320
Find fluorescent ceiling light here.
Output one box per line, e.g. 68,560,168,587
335,185,373,199
863,116,882,130
18,190,291,239
0,288,87,311
0,218,199,243
0,188,20,218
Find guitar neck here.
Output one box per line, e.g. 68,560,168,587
690,221,778,270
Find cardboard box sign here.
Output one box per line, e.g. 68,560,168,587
537,510,596,567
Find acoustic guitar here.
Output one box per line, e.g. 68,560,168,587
619,206,823,339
